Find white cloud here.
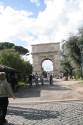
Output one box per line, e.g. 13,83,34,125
0,0,83,50
27,0,83,44
0,5,34,41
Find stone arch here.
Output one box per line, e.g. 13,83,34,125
32,43,61,76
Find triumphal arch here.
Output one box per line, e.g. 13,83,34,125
32,43,61,76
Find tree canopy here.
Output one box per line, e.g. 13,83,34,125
0,49,32,80
0,42,29,55
61,28,83,78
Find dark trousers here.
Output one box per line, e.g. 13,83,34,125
0,97,8,124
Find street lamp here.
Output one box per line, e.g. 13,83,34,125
79,45,83,77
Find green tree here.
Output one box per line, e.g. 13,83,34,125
0,49,32,80
14,45,29,55
0,42,29,55
61,54,73,80
66,36,81,67
61,35,81,78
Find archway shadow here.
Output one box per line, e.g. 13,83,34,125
40,83,71,91
15,86,41,98
7,106,60,120
15,82,71,98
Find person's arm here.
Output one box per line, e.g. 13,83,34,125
5,80,16,99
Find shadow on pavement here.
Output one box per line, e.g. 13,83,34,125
15,86,41,98
15,83,71,98
40,84,71,91
7,106,60,120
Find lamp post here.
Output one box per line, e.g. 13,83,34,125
79,45,83,77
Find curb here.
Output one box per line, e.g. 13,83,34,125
9,99,83,105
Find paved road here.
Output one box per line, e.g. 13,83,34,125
7,101,83,125
6,79,83,125
9,79,83,103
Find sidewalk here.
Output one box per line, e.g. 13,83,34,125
7,101,83,125
9,79,83,104
7,79,83,125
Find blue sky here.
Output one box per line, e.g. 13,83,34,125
1,0,46,17
0,0,83,46
0,0,83,64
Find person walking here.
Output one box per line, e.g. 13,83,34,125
49,74,53,85
40,74,44,86
0,72,15,125
28,74,32,87
35,73,39,86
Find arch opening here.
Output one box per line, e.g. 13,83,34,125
42,59,53,73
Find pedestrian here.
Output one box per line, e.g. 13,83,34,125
49,74,53,85
0,72,15,125
40,74,44,86
35,73,38,86
8,72,18,92
28,74,32,87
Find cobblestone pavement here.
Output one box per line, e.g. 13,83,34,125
6,101,83,125
6,80,83,125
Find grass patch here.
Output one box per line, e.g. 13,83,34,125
17,81,28,88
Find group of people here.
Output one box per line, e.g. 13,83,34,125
28,73,53,87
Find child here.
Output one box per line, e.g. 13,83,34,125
0,72,15,125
